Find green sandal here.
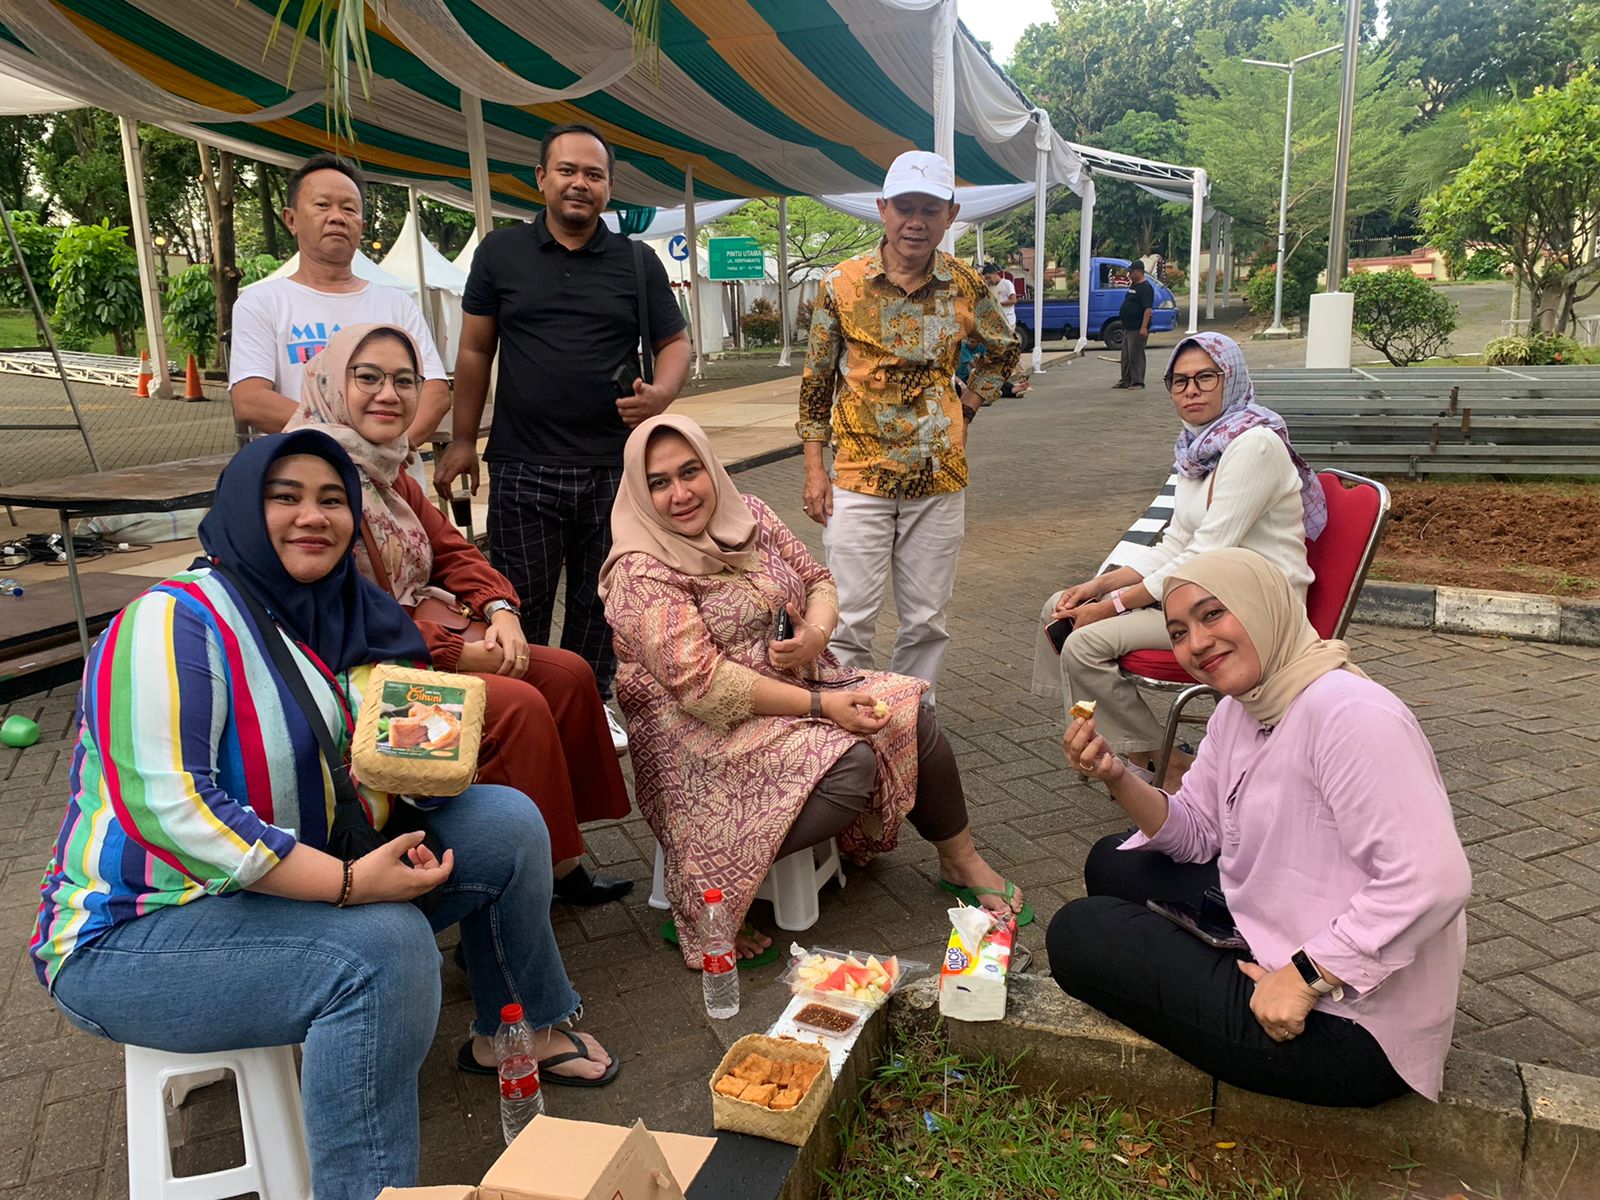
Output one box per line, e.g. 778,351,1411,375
660,918,781,969
936,877,1035,927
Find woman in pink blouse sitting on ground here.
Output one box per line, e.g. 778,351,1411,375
600,415,1026,967
1049,548,1471,1107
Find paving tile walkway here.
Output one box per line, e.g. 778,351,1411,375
1,336,1596,1196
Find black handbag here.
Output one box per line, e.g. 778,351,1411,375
219,567,445,910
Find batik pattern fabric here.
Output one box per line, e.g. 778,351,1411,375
29,567,403,987
798,247,1019,499
604,496,928,966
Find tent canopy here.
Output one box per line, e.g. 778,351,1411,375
0,0,1086,217
379,212,470,294
264,249,421,301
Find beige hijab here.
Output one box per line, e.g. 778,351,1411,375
285,323,434,605
597,414,759,599
1162,547,1367,727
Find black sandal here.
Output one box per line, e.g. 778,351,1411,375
455,1029,620,1088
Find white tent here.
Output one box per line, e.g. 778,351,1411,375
379,211,469,370
452,230,480,272
265,250,422,305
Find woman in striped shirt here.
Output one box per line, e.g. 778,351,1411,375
30,431,614,1200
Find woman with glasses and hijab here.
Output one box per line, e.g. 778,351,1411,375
1030,332,1321,790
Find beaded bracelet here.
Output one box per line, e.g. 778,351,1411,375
335,859,355,908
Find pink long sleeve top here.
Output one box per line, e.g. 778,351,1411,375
1122,669,1472,1099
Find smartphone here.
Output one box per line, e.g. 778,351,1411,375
775,609,794,642
612,360,642,398
1045,616,1074,654
1147,889,1249,952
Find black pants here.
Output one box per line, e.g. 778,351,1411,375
1118,330,1148,387
487,461,623,698
1046,833,1410,1108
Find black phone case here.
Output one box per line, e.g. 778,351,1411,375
1146,899,1250,952
775,610,794,641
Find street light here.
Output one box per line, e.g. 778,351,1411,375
1243,42,1342,336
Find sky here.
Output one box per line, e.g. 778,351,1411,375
959,0,1058,67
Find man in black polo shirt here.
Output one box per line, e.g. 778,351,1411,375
1114,260,1155,390
437,123,690,749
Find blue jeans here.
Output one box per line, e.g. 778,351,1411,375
48,785,578,1200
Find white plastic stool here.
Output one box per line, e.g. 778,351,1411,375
124,1043,312,1200
648,838,845,932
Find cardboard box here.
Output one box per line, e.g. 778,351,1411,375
377,1117,715,1200
938,915,1015,1022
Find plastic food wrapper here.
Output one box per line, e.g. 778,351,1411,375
780,944,928,1009
938,906,1015,1022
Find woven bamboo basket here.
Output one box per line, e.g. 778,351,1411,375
709,1034,832,1146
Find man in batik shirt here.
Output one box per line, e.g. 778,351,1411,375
797,151,1019,701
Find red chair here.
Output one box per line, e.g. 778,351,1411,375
1119,469,1392,782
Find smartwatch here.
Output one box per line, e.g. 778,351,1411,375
1292,949,1344,1001
483,600,516,621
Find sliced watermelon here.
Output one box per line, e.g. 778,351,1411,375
819,963,853,992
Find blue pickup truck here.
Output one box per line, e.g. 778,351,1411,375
1013,257,1181,351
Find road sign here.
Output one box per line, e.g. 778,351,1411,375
707,236,765,280
667,234,689,262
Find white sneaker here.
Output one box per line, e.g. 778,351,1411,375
605,705,629,756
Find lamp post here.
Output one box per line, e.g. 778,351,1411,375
1325,0,1363,289
152,234,168,280
1243,42,1341,336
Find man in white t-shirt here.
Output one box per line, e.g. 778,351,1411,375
982,262,1017,330
229,154,450,442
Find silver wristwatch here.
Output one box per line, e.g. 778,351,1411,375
482,600,516,621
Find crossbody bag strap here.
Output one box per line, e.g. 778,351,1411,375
360,518,397,598
633,238,655,385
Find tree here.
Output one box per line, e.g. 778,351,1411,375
1385,0,1581,118
50,220,141,354
711,197,878,284
164,262,216,363
0,210,63,309
1180,4,1417,270
1423,72,1600,333
1089,109,1190,258
0,115,47,216
1344,270,1459,365
197,143,240,367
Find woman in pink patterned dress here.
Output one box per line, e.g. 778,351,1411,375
600,415,1026,967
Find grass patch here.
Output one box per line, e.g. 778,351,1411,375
821,1033,1303,1199
0,308,138,356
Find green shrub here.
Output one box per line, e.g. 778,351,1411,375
1530,331,1581,365
50,220,141,355
1244,244,1322,320
163,262,216,362
0,210,62,309
241,253,281,287
1481,335,1533,365
1483,331,1583,365
739,296,780,346
794,297,815,334
1345,270,1459,366
1461,249,1507,281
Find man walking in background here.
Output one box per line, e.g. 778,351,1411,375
798,150,1018,702
435,124,690,751
982,262,1017,331
1114,259,1154,389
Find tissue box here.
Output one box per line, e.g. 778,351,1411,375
937,915,1014,1022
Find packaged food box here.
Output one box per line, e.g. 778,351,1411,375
938,911,1015,1022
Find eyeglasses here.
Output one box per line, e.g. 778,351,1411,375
1166,369,1223,394
349,364,421,398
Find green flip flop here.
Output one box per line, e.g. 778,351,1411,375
936,877,1035,927
660,918,781,969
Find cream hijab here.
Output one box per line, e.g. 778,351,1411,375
1162,547,1367,728
597,414,758,599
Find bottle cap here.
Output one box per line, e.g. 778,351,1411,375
500,1002,524,1024
703,888,723,904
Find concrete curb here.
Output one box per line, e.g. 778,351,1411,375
1356,580,1600,647
888,975,1600,1198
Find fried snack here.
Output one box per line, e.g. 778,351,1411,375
872,700,889,718
789,1061,823,1089
1069,699,1098,721
770,1088,800,1111
713,1075,749,1099
731,1053,773,1081
741,1083,777,1107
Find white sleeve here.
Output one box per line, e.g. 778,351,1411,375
227,286,283,388
390,293,448,381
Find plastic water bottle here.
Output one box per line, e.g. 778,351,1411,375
0,579,21,597
699,887,740,1019
494,1002,544,1144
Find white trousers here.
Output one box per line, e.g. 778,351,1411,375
823,487,966,700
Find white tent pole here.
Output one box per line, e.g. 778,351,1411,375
117,115,172,398
935,0,958,253
1221,216,1233,308
1031,111,1048,374
974,222,985,264
406,186,434,339
462,94,494,239
776,195,793,367
1187,169,1207,334
1076,178,1094,354
1205,208,1220,319
684,165,703,381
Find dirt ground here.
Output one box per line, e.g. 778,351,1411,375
1370,479,1600,597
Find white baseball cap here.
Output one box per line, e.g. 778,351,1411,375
881,150,956,201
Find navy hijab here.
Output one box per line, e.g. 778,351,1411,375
196,430,430,671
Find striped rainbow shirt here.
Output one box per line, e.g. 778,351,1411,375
30,567,401,987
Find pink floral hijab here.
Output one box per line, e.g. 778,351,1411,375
284,323,436,605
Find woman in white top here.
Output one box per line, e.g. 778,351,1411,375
1031,332,1322,789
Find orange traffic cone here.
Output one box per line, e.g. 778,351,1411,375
183,354,205,402
133,349,152,397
